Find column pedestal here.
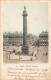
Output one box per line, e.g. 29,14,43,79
22,45,29,54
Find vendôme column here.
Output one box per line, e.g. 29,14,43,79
22,6,29,54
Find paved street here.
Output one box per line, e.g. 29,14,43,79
3,45,48,63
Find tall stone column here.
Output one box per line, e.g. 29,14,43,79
22,6,29,54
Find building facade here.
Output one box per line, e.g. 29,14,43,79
39,31,48,46
3,31,48,46
3,32,37,46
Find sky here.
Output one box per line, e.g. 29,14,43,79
2,1,48,36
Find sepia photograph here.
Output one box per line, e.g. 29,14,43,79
3,1,49,63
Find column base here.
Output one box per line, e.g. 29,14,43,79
22,45,29,54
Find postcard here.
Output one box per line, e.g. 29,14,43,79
0,0,51,80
